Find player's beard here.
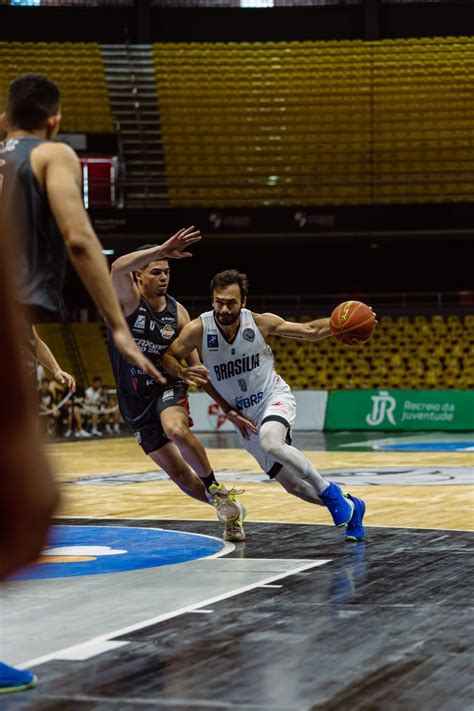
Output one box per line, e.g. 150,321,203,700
214,309,241,326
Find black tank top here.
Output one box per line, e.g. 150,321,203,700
108,294,184,427
0,137,67,317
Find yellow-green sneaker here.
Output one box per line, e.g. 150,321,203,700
223,503,247,542
208,483,243,523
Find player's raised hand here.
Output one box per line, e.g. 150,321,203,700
111,324,167,385
158,226,202,260
181,364,209,387
225,409,258,440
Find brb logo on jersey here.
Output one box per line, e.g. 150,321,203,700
160,324,175,340
235,391,264,411
207,334,219,349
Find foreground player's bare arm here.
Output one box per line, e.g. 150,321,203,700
32,142,164,383
33,327,76,391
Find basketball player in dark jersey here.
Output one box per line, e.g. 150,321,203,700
0,72,197,694
109,236,255,542
0,72,174,384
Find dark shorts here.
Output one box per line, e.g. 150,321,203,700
131,382,193,455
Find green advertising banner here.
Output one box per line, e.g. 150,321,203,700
325,390,474,431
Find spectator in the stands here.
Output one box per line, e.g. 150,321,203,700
85,376,104,436
64,384,91,439
100,384,122,435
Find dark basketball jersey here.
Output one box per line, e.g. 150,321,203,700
0,137,66,317
108,295,185,427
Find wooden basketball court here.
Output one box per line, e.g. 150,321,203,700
3,431,473,710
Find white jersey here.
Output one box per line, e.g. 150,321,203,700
200,308,289,421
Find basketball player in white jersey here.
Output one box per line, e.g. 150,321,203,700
162,269,367,542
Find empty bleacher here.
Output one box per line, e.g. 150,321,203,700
35,314,473,391
71,323,114,386
268,313,474,390
0,42,114,133
152,37,474,207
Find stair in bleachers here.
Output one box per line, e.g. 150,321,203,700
101,44,168,206
72,323,114,387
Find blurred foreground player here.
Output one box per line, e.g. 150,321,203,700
0,72,168,694
0,233,56,693
0,72,163,383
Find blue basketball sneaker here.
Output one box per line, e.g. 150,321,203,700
344,494,366,542
320,482,354,527
0,662,37,694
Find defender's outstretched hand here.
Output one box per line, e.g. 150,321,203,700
158,226,202,260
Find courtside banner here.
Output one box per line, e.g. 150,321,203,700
189,391,328,432
325,390,474,431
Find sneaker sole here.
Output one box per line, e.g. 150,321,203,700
0,675,37,695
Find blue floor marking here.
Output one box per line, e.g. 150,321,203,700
378,442,474,452
10,525,223,581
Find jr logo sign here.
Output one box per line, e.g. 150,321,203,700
366,391,397,427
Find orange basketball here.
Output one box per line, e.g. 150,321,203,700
330,301,376,346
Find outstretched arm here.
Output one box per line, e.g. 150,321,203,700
111,227,202,315
38,142,164,384
254,312,331,341
161,319,207,385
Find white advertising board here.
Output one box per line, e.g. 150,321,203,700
188,390,328,432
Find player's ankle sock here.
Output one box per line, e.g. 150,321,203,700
301,465,331,496
201,472,218,491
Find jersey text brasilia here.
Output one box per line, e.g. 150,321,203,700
213,354,260,382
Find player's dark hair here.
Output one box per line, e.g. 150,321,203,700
6,73,60,131
211,270,249,300
133,244,169,281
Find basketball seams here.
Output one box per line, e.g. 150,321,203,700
329,300,375,345
330,314,375,336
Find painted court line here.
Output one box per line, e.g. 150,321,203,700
19,559,330,668
189,609,214,614
54,640,128,662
